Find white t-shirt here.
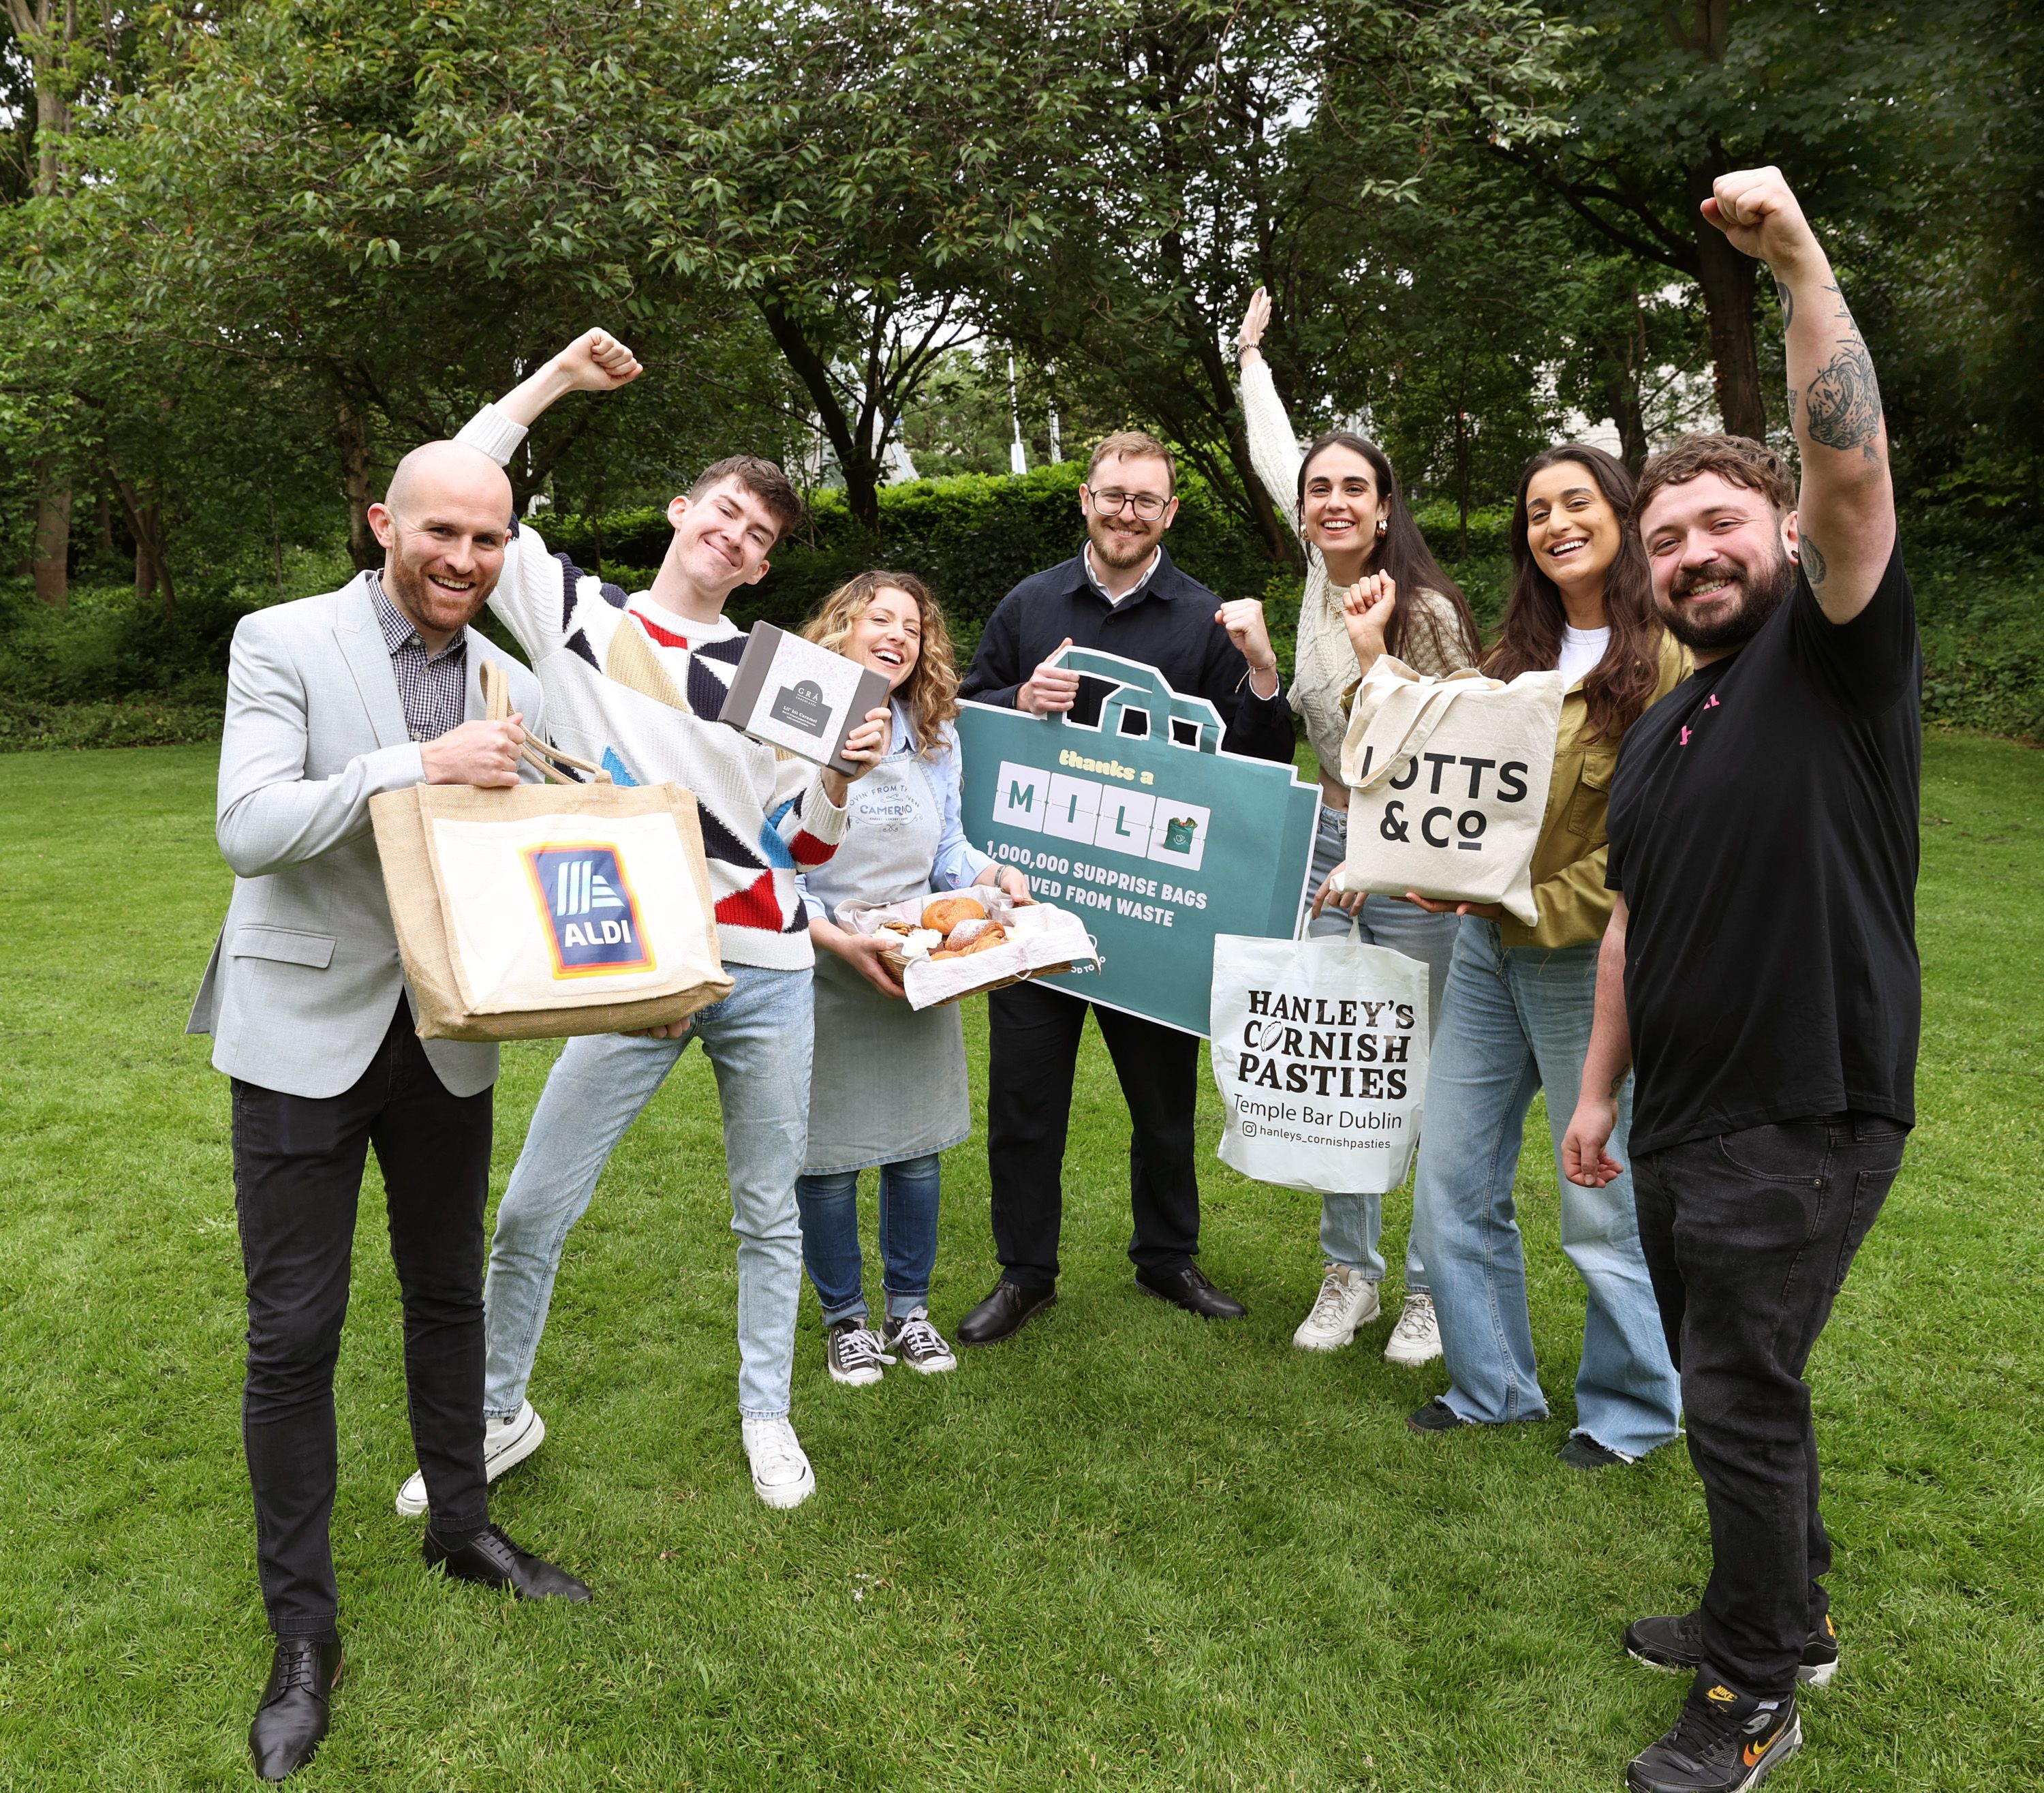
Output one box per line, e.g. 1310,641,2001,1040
1558,624,1610,690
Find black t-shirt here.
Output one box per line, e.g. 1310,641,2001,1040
1606,538,1921,1154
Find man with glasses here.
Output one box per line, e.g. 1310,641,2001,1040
956,430,1294,1343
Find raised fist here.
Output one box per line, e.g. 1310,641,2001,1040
551,328,643,393
1701,166,1819,271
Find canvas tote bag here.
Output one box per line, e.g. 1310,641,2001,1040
1331,656,1566,925
369,662,732,1041
1209,922,1431,1195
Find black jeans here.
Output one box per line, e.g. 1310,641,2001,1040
1633,1112,1905,1696
230,1000,493,1636
985,982,1201,1287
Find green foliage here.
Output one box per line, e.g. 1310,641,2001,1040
1915,546,2044,741
10,506,2034,754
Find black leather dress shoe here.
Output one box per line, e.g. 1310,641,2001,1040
424,1522,592,1602
1134,1263,1248,1320
249,1633,343,1782
956,1278,1056,1345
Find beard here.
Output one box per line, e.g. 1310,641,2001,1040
1088,517,1160,570
384,545,491,637
1655,539,1797,654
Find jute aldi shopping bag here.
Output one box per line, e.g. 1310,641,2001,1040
369,663,732,1041
1209,925,1431,1195
1333,657,1566,925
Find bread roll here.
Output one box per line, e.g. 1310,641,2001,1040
921,895,988,936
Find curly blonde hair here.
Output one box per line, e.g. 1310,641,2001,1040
801,570,961,761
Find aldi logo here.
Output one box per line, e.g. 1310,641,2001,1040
521,842,654,978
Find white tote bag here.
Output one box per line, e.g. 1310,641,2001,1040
1332,656,1566,925
1209,926,1431,1195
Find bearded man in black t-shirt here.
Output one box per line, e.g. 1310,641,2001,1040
1561,168,1919,1793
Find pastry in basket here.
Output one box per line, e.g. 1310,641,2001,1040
920,895,987,935
877,917,914,935
931,923,1008,961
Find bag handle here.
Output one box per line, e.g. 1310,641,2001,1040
1053,645,1224,755
1346,673,1484,791
480,658,613,785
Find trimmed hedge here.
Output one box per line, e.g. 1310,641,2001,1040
0,475,2037,750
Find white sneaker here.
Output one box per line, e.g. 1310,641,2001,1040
882,1306,958,1374
741,1415,816,1510
1384,1291,1442,1366
1291,1263,1381,1352
825,1319,895,1385
392,1400,546,1518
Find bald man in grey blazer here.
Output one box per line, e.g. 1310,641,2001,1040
187,346,638,1779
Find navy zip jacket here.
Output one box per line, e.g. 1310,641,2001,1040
959,547,1296,765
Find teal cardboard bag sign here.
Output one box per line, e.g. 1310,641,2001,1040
955,648,1322,1035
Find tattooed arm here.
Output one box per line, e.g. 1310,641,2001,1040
1703,166,1896,625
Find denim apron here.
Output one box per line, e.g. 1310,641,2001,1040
799,742,972,1174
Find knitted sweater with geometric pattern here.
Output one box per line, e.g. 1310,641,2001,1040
472,512,848,972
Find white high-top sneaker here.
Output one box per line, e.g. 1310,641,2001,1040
393,1400,546,1517
1384,1291,1443,1366
1291,1263,1382,1351
741,1415,816,1510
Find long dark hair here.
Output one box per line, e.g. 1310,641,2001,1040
1297,431,1481,669
1487,443,1663,743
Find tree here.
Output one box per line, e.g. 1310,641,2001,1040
974,0,1581,557
3,0,85,604
37,0,797,569
625,0,1074,527
1471,0,1934,442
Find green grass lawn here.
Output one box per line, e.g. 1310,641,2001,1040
1,733,2039,1791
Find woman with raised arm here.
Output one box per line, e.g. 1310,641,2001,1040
792,572,1029,1388
1398,444,1686,1472
1235,288,1483,1366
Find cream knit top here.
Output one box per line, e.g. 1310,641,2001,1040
1239,359,1474,778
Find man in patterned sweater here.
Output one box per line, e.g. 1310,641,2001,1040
391,329,885,1513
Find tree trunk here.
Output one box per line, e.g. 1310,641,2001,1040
1600,290,1650,474
336,399,378,570
757,298,882,529
1688,164,1765,440
1455,414,1472,557
5,0,76,196
116,479,173,611
1226,420,1291,562
31,458,70,609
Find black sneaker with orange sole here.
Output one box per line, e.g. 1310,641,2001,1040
1625,1610,1839,1687
1626,1681,1801,1793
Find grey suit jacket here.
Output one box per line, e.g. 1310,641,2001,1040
186,574,547,1100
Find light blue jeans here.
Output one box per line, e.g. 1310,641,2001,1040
794,1153,942,1326
1412,919,1679,1458
482,964,814,1422
1305,804,1458,1289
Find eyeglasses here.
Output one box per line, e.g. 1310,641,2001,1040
1086,487,1170,522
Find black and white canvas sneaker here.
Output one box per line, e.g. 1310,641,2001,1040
1626,1610,1840,1687
882,1306,958,1375
1626,1683,1800,1793
826,1319,895,1386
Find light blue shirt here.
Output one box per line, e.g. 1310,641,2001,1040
798,699,995,923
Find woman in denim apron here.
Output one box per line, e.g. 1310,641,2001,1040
794,572,1029,1384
